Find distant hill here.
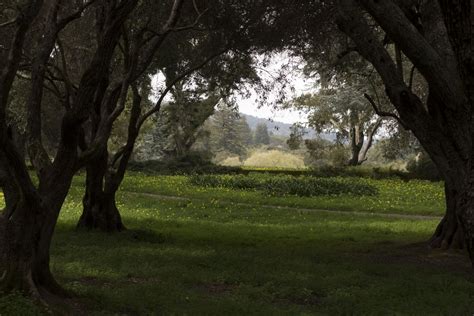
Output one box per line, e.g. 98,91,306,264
242,113,293,136
241,113,335,141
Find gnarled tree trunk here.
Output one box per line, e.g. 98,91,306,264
78,85,142,232
429,181,464,249
336,0,474,265
0,0,140,304
0,133,78,302
77,149,125,232
0,194,69,303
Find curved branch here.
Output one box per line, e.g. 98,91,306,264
358,0,466,110
364,93,406,128
57,0,97,29
358,117,383,164
0,18,17,28
137,48,228,130
170,8,208,33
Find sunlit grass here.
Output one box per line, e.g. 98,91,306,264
116,172,445,216
50,187,472,315
242,150,306,169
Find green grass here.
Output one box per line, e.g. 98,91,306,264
2,173,473,315
188,174,379,197
117,172,445,216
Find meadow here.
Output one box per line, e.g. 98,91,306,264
118,172,446,216
219,149,307,169
1,172,473,315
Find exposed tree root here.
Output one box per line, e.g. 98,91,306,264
0,266,70,311
429,214,464,250
77,198,125,232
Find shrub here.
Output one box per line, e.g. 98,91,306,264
406,152,441,181
326,145,349,167
308,165,407,180
189,174,378,197
304,139,349,168
262,176,378,197
189,174,261,190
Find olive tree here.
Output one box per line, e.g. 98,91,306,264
332,0,474,258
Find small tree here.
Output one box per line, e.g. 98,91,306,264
254,123,270,145
304,138,349,167
236,117,253,147
209,102,247,158
287,123,306,150
291,81,383,166
153,84,218,160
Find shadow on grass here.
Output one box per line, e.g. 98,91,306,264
48,214,474,315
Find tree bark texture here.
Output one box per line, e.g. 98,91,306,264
77,150,125,232
429,182,464,249
78,85,142,232
0,190,70,302
336,0,474,262
0,0,139,303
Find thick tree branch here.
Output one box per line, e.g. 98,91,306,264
26,0,62,176
162,0,185,31
110,84,141,170
76,0,186,167
134,0,186,77
55,0,138,172
336,0,439,140
358,0,466,110
0,0,43,121
0,18,17,29
137,49,228,130
0,1,44,203
57,0,97,29
170,8,208,33
394,44,404,82
418,1,458,73
358,117,383,163
55,38,75,108
408,65,416,91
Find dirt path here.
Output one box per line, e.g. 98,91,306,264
125,191,442,221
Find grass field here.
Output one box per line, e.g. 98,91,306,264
1,172,474,315
116,173,446,216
